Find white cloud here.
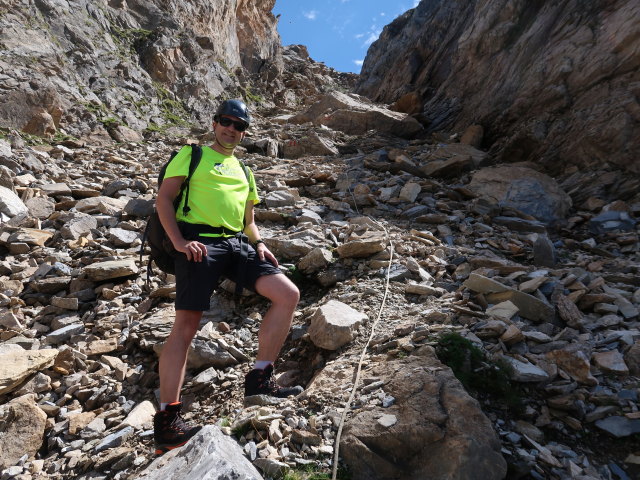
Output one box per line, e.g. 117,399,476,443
380,12,386,17
413,0,420,6
354,33,365,39
361,23,382,47
363,31,380,46
303,10,318,20
354,59,364,66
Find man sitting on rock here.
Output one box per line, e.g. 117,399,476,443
153,99,302,455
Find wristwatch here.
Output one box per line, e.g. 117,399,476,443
254,239,265,247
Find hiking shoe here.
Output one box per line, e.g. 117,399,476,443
244,364,304,398
153,402,202,455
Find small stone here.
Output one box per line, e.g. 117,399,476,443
377,414,397,428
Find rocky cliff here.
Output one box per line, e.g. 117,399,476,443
356,0,640,176
0,0,350,143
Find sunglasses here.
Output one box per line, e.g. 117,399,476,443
218,116,248,132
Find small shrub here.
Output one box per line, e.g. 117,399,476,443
435,332,523,412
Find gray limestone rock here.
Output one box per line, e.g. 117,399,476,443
135,426,263,480
595,416,640,438
308,300,367,350
464,273,555,322
0,185,28,218
60,212,98,240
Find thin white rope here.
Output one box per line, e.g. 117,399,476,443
331,219,394,480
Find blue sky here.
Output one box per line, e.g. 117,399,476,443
273,0,421,74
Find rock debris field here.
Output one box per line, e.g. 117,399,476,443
1,96,639,480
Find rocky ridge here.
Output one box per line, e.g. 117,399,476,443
0,91,639,480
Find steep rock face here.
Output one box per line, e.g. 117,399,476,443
0,0,282,139
356,0,640,175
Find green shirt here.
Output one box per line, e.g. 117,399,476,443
163,145,259,235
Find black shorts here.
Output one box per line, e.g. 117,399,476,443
174,236,282,311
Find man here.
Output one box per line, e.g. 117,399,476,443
153,99,302,455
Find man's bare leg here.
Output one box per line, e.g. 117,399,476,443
254,273,300,362
159,309,202,404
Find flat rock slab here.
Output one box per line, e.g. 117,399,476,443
0,349,59,395
595,416,640,438
83,258,138,281
464,273,554,322
7,228,53,246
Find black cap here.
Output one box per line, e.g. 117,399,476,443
214,99,251,126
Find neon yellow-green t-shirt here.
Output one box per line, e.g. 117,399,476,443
163,145,259,235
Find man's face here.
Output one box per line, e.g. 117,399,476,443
213,115,247,149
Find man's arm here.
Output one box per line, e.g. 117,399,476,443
156,176,207,262
244,200,278,267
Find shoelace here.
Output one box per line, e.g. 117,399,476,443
257,372,280,392
161,412,189,433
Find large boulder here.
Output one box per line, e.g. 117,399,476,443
135,425,263,480
468,165,572,226
340,353,507,480
0,395,48,469
290,91,423,139
308,300,367,350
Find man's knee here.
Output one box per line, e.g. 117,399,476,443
257,275,300,306
287,283,300,305
172,310,202,340
274,278,299,306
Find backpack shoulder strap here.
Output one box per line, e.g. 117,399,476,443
181,144,203,216
237,160,252,229
238,160,250,182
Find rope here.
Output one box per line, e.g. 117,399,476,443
331,219,394,480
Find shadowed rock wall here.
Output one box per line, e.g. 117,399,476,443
356,0,640,175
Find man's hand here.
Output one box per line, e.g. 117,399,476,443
256,243,278,267
174,239,208,262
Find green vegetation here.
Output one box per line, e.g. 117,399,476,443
52,131,78,144
145,122,166,134
242,84,264,104
285,265,306,288
142,83,194,134
111,26,153,56
231,420,252,438
123,93,151,118
81,101,124,130
435,332,523,412
282,463,350,480
100,117,120,129
2,128,43,147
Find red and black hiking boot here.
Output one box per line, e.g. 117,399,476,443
153,402,202,455
244,364,304,398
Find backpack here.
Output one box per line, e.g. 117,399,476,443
140,144,251,280
140,143,203,279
